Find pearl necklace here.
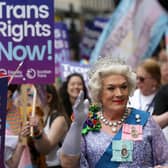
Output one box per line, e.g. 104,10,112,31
99,108,130,133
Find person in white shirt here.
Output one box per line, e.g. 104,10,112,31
129,58,161,115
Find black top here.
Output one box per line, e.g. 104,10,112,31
153,84,168,115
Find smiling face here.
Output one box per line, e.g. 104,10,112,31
67,76,84,103
99,74,129,113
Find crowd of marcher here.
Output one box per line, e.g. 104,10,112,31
1,0,168,167
3,48,168,168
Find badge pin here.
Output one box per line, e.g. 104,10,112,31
121,147,128,158
131,126,138,138
135,114,141,123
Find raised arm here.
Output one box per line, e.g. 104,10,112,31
5,123,28,168
28,114,68,155
60,91,89,168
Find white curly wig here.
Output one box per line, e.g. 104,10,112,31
88,57,137,103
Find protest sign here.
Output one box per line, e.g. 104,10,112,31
0,0,55,84
54,22,70,76
60,61,90,84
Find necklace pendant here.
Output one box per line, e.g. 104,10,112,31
112,127,117,132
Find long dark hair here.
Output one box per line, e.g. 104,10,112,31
46,84,70,126
59,73,90,118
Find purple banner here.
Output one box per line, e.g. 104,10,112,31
60,61,90,84
80,17,108,60
0,0,55,84
0,77,8,168
54,22,70,76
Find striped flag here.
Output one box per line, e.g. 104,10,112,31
166,28,168,55
90,0,168,69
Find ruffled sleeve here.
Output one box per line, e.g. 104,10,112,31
80,135,89,168
148,117,168,166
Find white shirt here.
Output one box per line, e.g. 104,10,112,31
44,116,61,166
129,89,156,115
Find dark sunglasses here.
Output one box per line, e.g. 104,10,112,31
137,76,152,82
